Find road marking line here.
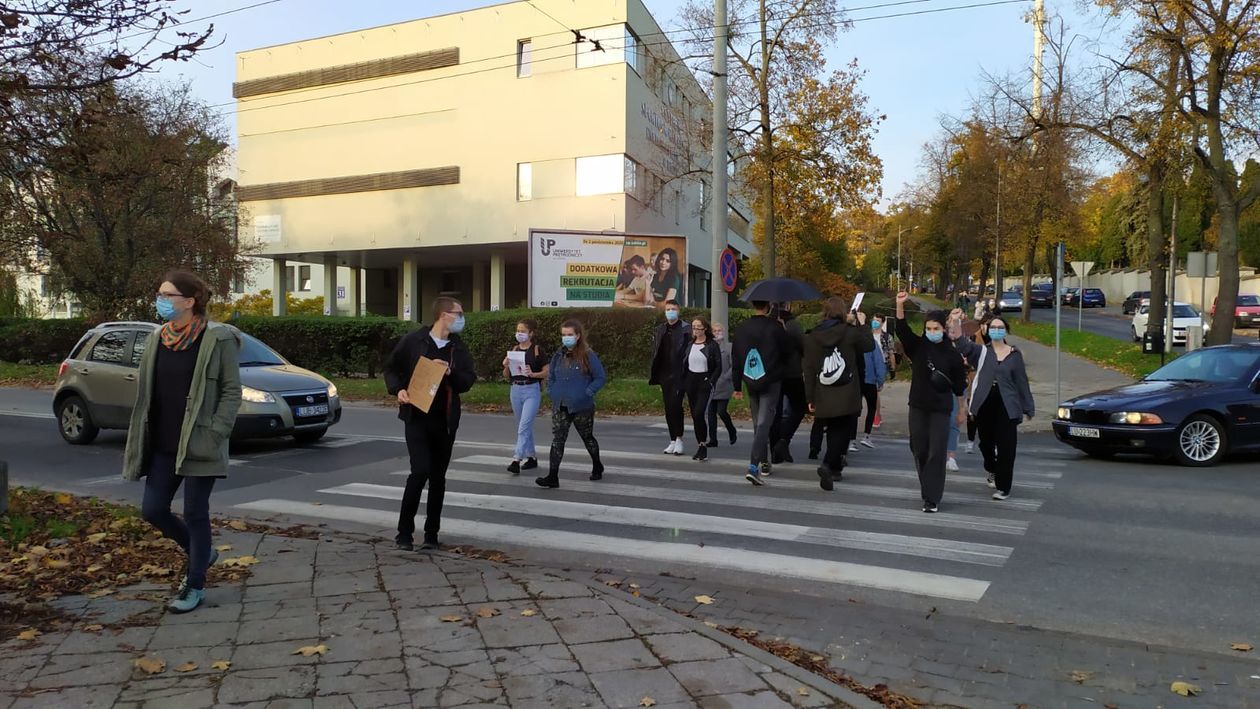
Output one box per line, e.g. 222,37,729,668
0,410,55,420
235,499,992,603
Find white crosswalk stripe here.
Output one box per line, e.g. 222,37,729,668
235,434,1062,605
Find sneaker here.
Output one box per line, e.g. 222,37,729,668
535,474,560,489
816,467,834,491
745,465,764,486
673,439,685,456
589,463,604,481
759,461,772,476
507,460,521,475
663,440,677,455
992,491,1010,501
872,415,881,429
420,535,441,550
167,587,204,614
177,548,220,596
522,457,539,470
946,457,960,472
986,474,996,489
965,441,975,454
694,446,708,461
848,442,858,453
706,439,719,448
728,431,738,446
861,437,875,449
807,449,820,461
395,538,414,551
922,501,939,514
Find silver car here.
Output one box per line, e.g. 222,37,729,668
53,321,342,445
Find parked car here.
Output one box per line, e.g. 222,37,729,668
1029,284,1055,308
1130,301,1210,345
53,321,342,445
1052,343,1260,466
997,291,1024,312
1211,294,1260,328
1122,291,1151,315
1080,288,1107,308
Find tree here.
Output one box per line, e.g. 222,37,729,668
0,82,253,319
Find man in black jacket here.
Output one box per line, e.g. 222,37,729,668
769,304,807,463
383,297,477,550
731,300,791,485
649,300,692,455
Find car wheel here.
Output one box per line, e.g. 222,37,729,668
57,395,99,445
293,428,328,445
1173,414,1227,467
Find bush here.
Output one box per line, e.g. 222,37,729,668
0,318,89,364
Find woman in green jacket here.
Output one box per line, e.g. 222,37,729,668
121,271,242,614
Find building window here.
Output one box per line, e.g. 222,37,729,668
285,266,295,293
232,273,245,293
576,154,626,197
517,163,532,201
577,24,641,73
298,265,312,292
624,156,640,199
517,39,532,78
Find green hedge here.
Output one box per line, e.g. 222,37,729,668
0,318,90,365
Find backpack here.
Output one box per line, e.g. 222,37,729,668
743,347,767,383
819,344,853,386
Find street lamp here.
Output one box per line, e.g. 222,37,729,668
896,225,917,292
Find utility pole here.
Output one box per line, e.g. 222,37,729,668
995,164,1002,296
1031,0,1045,121
709,0,729,329
1054,241,1063,407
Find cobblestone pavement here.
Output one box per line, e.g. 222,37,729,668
582,570,1260,709
0,530,872,708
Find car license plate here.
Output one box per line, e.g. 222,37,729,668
1068,426,1100,439
295,404,329,418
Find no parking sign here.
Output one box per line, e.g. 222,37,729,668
720,248,738,293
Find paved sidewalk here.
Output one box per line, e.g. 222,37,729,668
0,529,870,708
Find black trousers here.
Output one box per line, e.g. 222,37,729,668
661,376,686,439
810,417,824,454
815,414,857,471
550,406,601,474
770,377,807,446
706,397,736,444
908,406,951,505
398,414,455,542
141,452,216,590
683,371,712,444
861,383,879,435
967,416,978,443
976,387,1019,494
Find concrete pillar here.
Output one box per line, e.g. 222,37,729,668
271,257,288,316
401,259,419,322
490,251,506,311
322,254,338,316
472,262,486,312
348,267,362,317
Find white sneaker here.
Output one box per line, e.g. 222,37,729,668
946,457,960,472
966,441,974,454
986,474,996,489
992,490,1010,501
848,442,859,453
860,437,876,449
672,439,685,456
663,440,676,455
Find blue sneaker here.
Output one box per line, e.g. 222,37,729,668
168,588,204,614
744,464,764,487
177,548,219,596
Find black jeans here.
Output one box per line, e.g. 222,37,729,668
815,415,857,472
398,414,455,542
550,406,601,474
706,397,736,444
861,383,879,435
660,376,686,439
142,452,217,590
770,377,807,447
908,406,951,505
976,386,1019,494
683,372,712,444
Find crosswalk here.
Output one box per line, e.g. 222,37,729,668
235,424,1072,605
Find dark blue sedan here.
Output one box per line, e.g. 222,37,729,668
1052,344,1260,466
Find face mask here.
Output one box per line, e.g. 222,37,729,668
871,322,881,331
448,314,465,334
989,328,1007,340
665,309,679,322
155,297,177,321
562,335,578,349
515,332,530,344
925,331,945,344
714,332,725,342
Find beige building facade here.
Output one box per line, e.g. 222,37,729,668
235,0,754,320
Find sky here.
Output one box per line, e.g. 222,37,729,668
151,0,1104,207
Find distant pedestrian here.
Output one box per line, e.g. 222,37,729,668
384,297,477,551
706,323,738,448
732,300,792,486
858,317,888,449
536,320,606,488
803,296,875,490
770,303,808,464
682,317,723,461
894,292,968,513
649,300,692,455
876,314,896,384
967,317,1035,500
123,270,241,614
502,319,548,475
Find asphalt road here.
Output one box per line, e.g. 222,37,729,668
3,386,1259,665
1024,302,1255,345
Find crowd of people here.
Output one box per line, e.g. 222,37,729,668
120,272,1034,614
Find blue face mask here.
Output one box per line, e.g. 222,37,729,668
925,331,945,343
665,309,679,322
989,328,1007,340
155,297,177,321
871,321,882,331
562,335,578,349
448,315,465,334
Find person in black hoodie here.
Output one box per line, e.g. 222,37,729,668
383,297,477,550
803,296,875,491
769,304,807,464
894,292,968,513
649,300,692,456
731,300,792,486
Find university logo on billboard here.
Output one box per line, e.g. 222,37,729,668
539,238,556,257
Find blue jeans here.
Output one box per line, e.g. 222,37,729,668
510,383,542,460
947,396,960,454
141,452,217,590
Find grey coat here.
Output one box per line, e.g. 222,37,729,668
711,342,734,400
966,345,1035,421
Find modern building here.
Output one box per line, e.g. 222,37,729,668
234,0,754,319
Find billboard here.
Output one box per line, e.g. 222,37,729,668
529,230,687,309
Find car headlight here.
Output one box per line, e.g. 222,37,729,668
327,383,339,399
1057,407,1071,420
241,386,275,404
1108,411,1163,425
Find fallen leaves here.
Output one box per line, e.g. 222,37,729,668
1070,670,1094,684
215,544,233,553
639,697,657,707
797,687,811,696
293,644,329,657
134,656,166,675
211,660,231,671
82,624,103,633
1170,680,1201,697
16,628,41,641
173,662,198,673
520,609,538,617
226,520,248,531
475,606,500,618
693,595,715,605
439,615,464,623
85,533,108,544
220,556,259,568
1230,642,1253,652
54,493,73,506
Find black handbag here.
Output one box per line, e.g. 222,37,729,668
926,359,954,393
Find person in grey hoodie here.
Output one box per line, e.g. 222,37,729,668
705,322,738,448
965,317,1035,500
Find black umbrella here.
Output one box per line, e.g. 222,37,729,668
739,277,822,303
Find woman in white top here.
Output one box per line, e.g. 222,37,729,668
679,317,723,461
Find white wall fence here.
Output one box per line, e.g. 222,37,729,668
1002,268,1260,311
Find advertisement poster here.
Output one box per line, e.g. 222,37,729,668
529,230,687,309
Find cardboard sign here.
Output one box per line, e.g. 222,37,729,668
406,356,448,414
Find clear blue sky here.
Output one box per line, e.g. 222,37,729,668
155,0,1100,205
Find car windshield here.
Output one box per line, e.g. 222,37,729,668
1145,348,1260,383
238,334,286,366
1172,305,1199,318
1238,295,1260,306
1002,292,1019,299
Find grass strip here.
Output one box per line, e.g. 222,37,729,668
1013,321,1173,378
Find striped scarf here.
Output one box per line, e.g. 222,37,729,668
160,317,207,351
